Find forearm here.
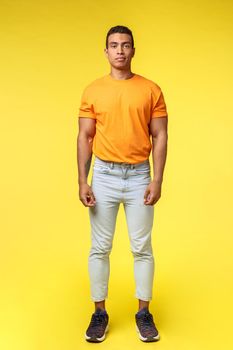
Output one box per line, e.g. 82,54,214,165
151,131,168,184
77,133,93,185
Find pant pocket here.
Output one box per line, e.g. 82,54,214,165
93,165,111,174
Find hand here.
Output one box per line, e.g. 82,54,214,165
144,180,162,206
79,183,96,207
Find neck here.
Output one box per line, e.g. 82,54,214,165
110,67,134,80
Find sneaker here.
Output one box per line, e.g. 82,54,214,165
85,308,109,342
135,307,160,342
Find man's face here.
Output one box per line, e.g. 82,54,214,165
104,33,135,70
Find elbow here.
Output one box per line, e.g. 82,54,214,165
152,130,168,142
77,131,95,146
87,135,94,145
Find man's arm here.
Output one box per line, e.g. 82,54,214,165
77,117,96,207
144,117,168,205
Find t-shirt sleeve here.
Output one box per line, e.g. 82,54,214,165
151,88,168,118
78,86,96,119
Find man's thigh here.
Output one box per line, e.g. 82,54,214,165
124,173,154,250
89,166,121,249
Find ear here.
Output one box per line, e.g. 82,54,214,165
132,47,135,57
104,48,108,58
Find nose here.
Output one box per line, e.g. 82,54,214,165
117,45,123,54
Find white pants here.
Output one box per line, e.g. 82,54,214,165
88,156,155,302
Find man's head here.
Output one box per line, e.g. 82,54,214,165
105,25,134,49
104,25,135,71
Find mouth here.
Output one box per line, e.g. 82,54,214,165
115,57,126,61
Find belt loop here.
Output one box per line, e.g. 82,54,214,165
110,162,114,169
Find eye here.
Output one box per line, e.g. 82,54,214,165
123,44,131,49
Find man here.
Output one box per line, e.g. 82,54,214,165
77,25,168,343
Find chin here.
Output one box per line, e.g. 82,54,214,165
112,63,128,70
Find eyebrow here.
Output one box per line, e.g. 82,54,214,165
109,41,131,45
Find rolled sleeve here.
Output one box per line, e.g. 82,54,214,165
78,87,96,119
151,89,168,118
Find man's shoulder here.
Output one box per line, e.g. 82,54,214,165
135,74,162,92
82,75,109,92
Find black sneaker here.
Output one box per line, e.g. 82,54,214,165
85,308,109,342
135,307,160,342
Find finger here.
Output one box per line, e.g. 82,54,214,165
144,188,150,200
145,195,156,205
149,196,160,206
87,187,95,200
87,194,97,207
87,192,96,205
86,202,96,207
144,192,151,203
89,191,96,203
83,199,95,207
80,194,94,207
87,198,96,206
144,194,150,203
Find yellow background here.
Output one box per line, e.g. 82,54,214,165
1,0,233,349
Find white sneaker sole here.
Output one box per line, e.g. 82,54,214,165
85,323,109,342
136,325,160,342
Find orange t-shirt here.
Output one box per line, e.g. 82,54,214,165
79,73,168,164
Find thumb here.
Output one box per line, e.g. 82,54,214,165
89,188,96,201
144,187,150,200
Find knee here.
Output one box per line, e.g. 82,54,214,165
132,250,154,261
89,244,112,260
131,241,153,260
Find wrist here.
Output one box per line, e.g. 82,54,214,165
78,179,88,186
152,178,163,185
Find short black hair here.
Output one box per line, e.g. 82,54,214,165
106,25,134,48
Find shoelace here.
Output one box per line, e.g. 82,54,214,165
90,313,105,328
139,312,154,330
